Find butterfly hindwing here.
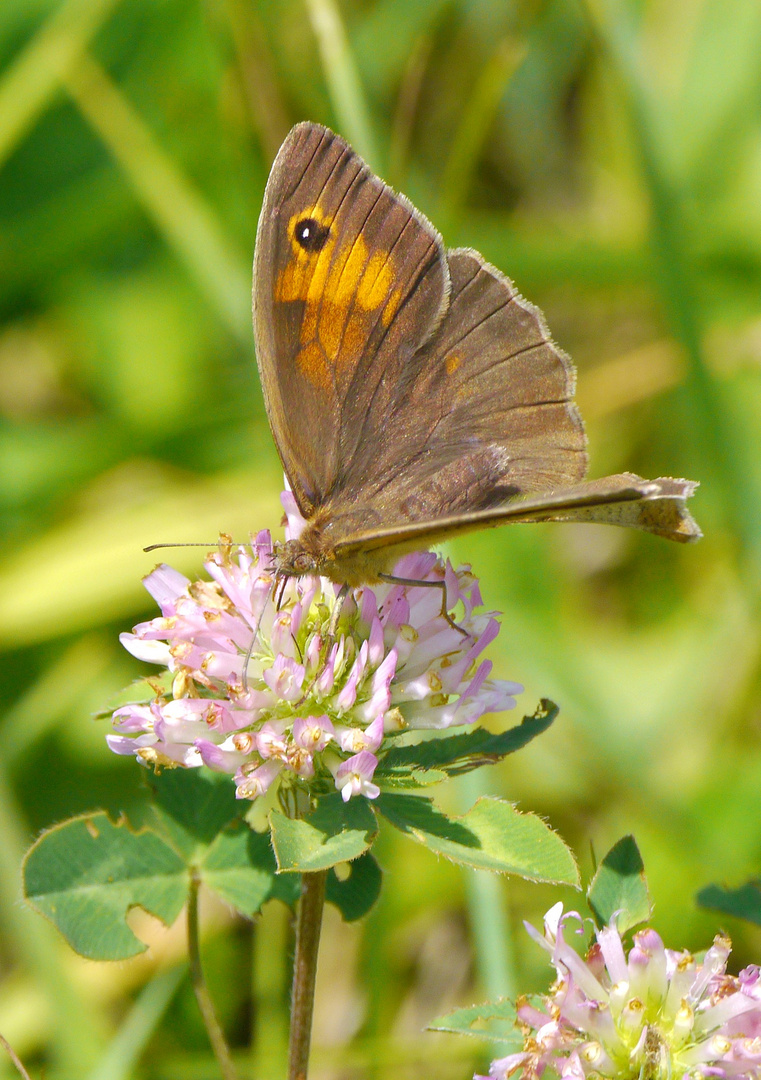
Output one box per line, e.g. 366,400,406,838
324,248,588,536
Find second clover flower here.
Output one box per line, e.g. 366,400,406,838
480,903,761,1080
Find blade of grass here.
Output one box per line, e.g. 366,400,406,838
581,0,756,555
439,38,525,234
0,468,281,648
251,902,289,1075
0,1031,32,1080
223,0,291,162
387,33,432,189
578,339,685,421
1,635,113,766
84,966,186,1080
304,0,379,170
0,0,120,170
62,52,251,344
0,1,60,50
0,762,107,1070
458,769,516,1003
354,0,454,100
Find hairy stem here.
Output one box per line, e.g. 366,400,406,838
287,870,328,1080
187,870,240,1080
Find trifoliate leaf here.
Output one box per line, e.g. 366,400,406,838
270,793,378,872
376,793,578,884
23,811,188,960
24,774,294,960
430,997,523,1045
697,880,761,926
587,835,650,933
326,850,382,921
202,821,299,913
376,700,557,778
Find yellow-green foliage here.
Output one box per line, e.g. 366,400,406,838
1,0,760,1076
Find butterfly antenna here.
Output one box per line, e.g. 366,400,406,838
143,540,240,553
241,591,271,692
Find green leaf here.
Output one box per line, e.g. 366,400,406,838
376,794,578,884
326,850,383,921
430,997,523,1046
378,768,449,789
697,880,761,926
95,671,174,719
201,821,299,915
144,767,245,855
587,835,651,933
23,773,298,959
270,794,379,873
377,700,557,778
23,812,188,960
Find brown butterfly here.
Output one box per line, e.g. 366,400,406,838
253,122,700,598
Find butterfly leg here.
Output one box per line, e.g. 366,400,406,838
328,582,351,638
241,598,270,692
377,573,469,637
241,574,290,692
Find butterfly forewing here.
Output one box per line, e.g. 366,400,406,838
254,122,449,516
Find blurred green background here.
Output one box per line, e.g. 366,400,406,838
2,0,761,1076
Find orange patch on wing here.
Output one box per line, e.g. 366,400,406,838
294,340,331,391
382,288,402,327
275,206,400,388
445,353,461,375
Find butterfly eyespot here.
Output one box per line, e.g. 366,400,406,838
293,216,331,252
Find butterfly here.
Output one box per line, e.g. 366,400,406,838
252,122,700,599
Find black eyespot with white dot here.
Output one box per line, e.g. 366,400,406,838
293,216,331,252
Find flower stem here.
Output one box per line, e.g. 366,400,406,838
287,869,328,1080
187,869,240,1080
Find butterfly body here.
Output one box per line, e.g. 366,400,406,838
274,528,422,587
253,122,700,586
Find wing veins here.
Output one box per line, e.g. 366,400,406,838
457,339,560,389
466,397,572,421
436,278,515,357
345,227,444,423
332,486,648,554
441,294,513,356
289,152,365,401
284,127,330,199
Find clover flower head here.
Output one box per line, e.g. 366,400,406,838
109,491,522,804
478,903,761,1080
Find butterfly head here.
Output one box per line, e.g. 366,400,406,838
273,537,323,579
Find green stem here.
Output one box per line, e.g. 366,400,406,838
304,0,379,169
187,871,240,1080
0,1031,32,1080
459,770,516,1002
287,870,328,1080
439,37,525,233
